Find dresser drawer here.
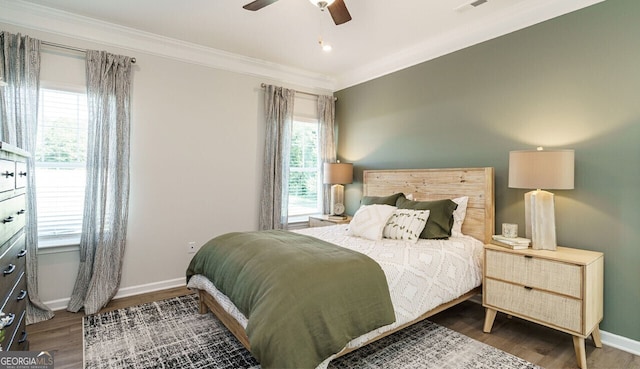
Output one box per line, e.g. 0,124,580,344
0,271,27,350
0,233,27,296
0,195,26,246
0,160,15,193
485,249,582,298
485,278,582,334
5,310,27,351
14,161,27,189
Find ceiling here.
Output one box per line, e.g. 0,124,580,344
5,0,602,90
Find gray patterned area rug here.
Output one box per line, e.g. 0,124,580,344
84,294,542,369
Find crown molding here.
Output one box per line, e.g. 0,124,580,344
0,0,336,90
1,0,604,92
334,0,605,90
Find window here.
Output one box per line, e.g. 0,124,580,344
288,119,321,217
35,88,88,247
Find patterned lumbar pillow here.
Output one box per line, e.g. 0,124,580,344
347,204,397,241
383,209,430,243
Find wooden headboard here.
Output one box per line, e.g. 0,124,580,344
363,167,495,243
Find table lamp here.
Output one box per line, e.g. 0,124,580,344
323,162,353,216
508,147,574,250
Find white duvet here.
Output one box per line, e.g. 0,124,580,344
187,224,484,368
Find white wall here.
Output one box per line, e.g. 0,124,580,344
0,22,330,308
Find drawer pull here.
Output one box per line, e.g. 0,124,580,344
18,331,27,344
17,249,27,258
1,171,14,178
18,171,28,177
524,255,533,259
524,286,533,290
4,313,15,327
16,290,27,301
3,264,16,275
17,209,25,215
2,216,14,224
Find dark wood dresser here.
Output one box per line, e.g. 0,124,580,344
0,142,29,351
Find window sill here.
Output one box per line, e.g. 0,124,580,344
38,244,80,255
38,237,81,254
288,215,311,224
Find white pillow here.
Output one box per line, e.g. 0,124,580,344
451,196,469,237
347,204,397,241
383,209,430,243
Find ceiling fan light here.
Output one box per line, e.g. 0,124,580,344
309,0,335,9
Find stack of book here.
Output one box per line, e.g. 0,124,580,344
491,235,531,249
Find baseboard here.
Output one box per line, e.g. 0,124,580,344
44,277,187,312
600,330,640,356
45,297,74,312
113,277,186,300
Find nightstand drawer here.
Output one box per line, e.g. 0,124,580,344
485,249,582,298
309,218,333,227
485,278,582,333
308,215,351,228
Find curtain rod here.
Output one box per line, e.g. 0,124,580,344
41,40,137,64
260,83,336,101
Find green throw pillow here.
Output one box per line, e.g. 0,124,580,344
361,192,405,206
396,197,458,239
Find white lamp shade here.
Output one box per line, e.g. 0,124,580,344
323,163,353,185
509,149,574,190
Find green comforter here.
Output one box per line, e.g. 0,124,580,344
186,230,395,369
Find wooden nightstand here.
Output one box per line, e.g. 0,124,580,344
308,215,352,228
482,244,604,369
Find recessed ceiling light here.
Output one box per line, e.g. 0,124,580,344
318,39,332,52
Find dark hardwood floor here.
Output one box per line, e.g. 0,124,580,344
429,298,640,369
27,288,638,369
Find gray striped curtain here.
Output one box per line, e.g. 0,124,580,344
0,30,55,324
67,50,132,314
318,95,336,214
259,85,295,230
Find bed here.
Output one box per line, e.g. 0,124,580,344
187,167,494,368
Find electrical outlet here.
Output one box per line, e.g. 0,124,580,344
187,241,197,254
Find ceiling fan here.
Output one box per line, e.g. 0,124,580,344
243,0,352,25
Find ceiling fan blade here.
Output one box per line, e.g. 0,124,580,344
327,0,352,25
243,0,279,11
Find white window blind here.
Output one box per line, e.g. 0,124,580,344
35,88,88,247
288,120,321,217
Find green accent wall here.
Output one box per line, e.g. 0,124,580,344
335,0,640,342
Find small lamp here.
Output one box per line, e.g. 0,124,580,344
323,162,353,216
508,147,574,250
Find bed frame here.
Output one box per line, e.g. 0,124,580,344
196,167,495,358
